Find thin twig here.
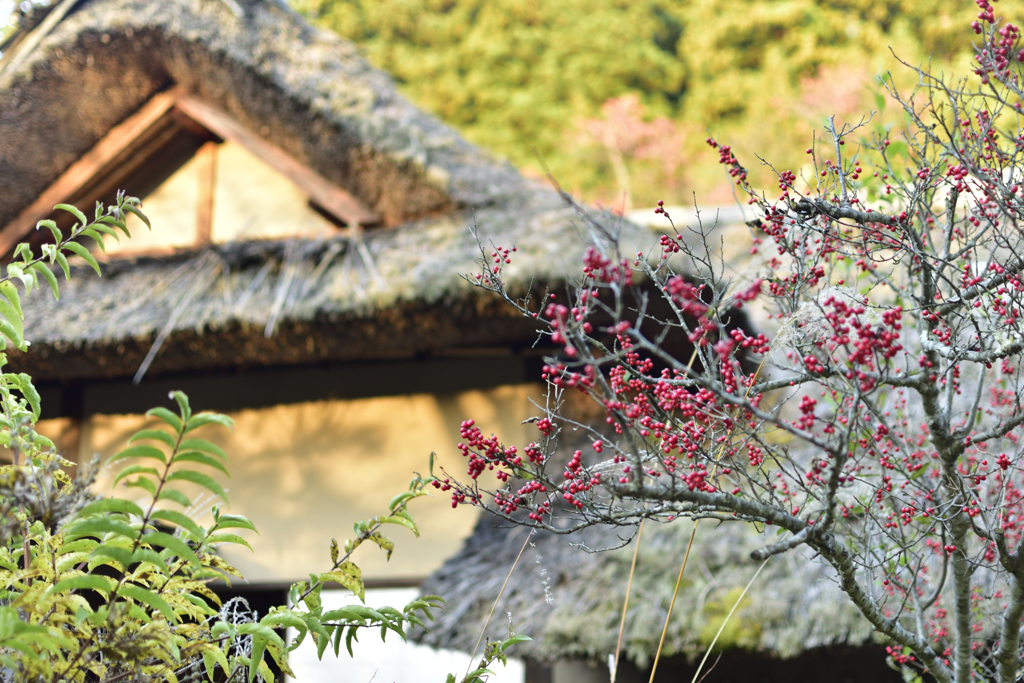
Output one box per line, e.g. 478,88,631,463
690,558,769,683
610,519,644,683
464,529,534,682
649,522,698,683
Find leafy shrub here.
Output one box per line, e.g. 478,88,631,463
299,0,982,203
0,195,525,682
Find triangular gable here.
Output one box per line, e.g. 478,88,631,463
0,89,380,256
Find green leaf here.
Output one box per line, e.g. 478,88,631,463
80,228,106,252
54,203,87,226
90,543,134,569
119,584,176,623
259,611,307,632
237,623,286,650
172,451,229,476
502,634,532,648
67,517,137,541
112,465,158,487
77,498,145,519
203,647,231,679
874,92,886,111
388,491,417,512
333,623,344,656
124,476,158,496
123,203,151,229
29,263,59,300
379,512,419,537
150,509,203,539
129,429,177,449
167,469,228,502
130,548,169,573
157,489,192,507
319,561,364,602
212,514,257,534
14,373,40,420
178,438,228,461
206,533,253,553
302,579,322,613
249,637,267,683
0,317,23,351
315,625,333,660
146,407,182,433
57,539,98,556
0,281,23,318
170,391,192,422
109,444,166,464
35,219,61,244
184,412,235,433
54,251,70,280
48,574,116,596
367,531,395,560
144,531,200,568
62,241,101,276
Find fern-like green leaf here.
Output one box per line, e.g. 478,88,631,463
171,451,229,476
109,444,166,465
146,407,182,433
61,242,101,277
129,429,177,449
119,584,175,623
166,470,227,502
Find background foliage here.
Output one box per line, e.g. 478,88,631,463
298,0,995,207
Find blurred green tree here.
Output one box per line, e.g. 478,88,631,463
299,0,990,205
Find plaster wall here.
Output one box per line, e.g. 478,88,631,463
53,384,538,582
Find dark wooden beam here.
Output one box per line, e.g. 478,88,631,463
173,95,380,227
0,92,177,254
36,354,535,419
194,141,218,245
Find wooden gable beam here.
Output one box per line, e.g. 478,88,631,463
1,90,381,257
0,92,177,256
173,96,380,228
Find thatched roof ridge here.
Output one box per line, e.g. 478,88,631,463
0,0,527,229
414,514,876,666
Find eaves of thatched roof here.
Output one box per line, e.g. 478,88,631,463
414,514,877,667
16,192,651,381
0,0,658,382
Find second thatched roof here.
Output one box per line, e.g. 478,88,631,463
415,514,876,667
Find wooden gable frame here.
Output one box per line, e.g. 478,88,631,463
0,89,380,256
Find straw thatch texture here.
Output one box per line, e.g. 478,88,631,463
14,189,657,380
415,513,876,667
0,0,528,228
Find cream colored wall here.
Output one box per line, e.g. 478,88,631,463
210,141,337,242
103,140,337,254
78,385,539,583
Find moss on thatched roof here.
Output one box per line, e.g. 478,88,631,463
0,0,664,381
415,514,876,666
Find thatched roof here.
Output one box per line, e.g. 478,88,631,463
0,0,659,382
415,514,876,667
